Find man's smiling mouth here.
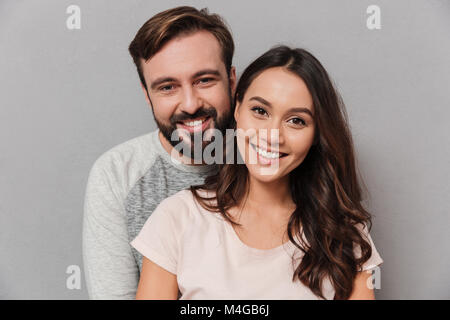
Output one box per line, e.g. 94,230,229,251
176,116,212,132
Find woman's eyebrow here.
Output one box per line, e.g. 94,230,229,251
287,107,314,118
249,96,314,117
249,96,272,107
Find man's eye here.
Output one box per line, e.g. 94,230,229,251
197,78,213,85
288,117,306,126
159,85,174,91
251,106,268,116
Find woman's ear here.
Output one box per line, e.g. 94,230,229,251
234,100,241,123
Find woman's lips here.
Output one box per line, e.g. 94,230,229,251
249,142,287,165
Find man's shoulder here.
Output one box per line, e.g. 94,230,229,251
88,130,160,194
97,130,156,163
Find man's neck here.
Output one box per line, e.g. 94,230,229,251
158,130,206,166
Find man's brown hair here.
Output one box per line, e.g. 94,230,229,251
129,6,234,91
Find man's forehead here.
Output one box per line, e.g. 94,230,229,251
144,59,223,81
142,31,226,81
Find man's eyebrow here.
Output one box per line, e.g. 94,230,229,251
249,96,314,118
192,69,221,79
150,77,176,90
150,69,221,90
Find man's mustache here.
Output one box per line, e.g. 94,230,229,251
170,107,218,125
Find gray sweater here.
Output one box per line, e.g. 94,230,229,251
82,129,217,299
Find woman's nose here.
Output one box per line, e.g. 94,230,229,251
265,120,285,147
257,126,285,149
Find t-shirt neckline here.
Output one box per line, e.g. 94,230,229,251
223,217,296,257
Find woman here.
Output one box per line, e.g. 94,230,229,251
131,46,383,300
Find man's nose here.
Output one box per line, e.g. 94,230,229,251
179,87,202,115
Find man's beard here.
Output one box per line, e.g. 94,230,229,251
153,94,233,161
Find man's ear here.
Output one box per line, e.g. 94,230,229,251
229,66,237,97
140,82,152,108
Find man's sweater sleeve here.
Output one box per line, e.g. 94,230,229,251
82,157,139,299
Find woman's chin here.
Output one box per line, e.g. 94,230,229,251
246,164,285,183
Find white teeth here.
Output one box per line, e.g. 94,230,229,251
183,119,205,127
252,144,281,159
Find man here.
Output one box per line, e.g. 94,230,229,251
82,6,236,299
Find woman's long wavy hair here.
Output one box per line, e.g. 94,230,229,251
190,46,373,300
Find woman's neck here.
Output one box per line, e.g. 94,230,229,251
241,174,296,218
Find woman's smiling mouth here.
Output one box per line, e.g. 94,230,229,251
249,142,288,165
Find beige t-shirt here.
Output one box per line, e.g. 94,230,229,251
131,189,383,300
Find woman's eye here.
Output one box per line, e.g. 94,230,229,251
251,106,268,116
288,117,306,126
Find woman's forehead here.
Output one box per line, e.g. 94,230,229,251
244,67,314,114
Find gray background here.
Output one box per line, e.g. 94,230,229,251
0,0,449,299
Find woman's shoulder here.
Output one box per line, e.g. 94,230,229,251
156,188,217,218
155,189,193,214
159,188,213,205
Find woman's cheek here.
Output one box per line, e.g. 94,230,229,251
237,114,255,131
288,132,315,157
